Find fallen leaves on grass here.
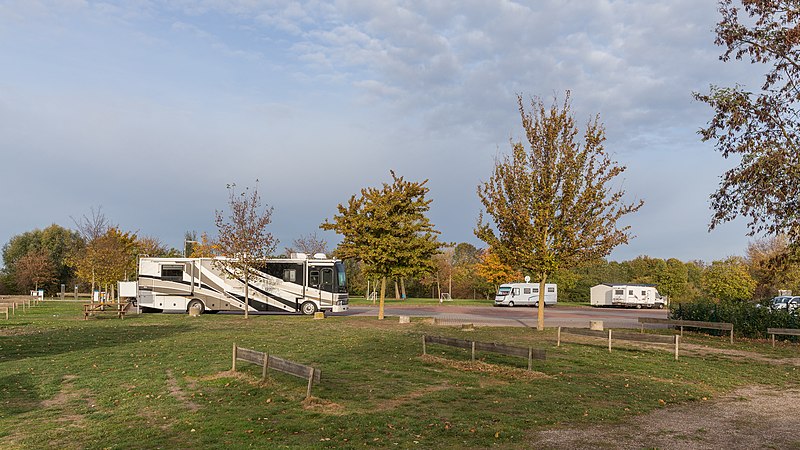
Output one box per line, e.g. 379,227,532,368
301,396,345,415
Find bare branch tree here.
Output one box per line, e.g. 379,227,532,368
70,206,114,242
286,232,328,256
214,182,277,319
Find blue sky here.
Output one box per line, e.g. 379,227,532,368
0,1,763,262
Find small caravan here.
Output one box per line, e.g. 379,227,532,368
494,282,557,307
590,283,666,309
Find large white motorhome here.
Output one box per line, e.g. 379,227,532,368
590,283,666,309
494,282,557,307
135,254,348,315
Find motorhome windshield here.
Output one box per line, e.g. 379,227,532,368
497,287,511,295
334,261,347,293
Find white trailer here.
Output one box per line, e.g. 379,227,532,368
494,282,557,307
590,283,666,309
134,254,349,315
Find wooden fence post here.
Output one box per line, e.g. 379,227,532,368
471,341,475,361
232,343,237,372
608,329,612,352
674,335,680,360
422,335,427,355
557,326,561,347
680,325,684,337
772,333,775,348
730,328,734,344
306,368,315,399
527,347,532,371
262,353,269,380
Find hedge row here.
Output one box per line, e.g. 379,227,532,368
670,299,800,339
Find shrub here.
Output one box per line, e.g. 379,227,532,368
670,298,800,339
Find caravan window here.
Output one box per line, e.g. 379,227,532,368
614,289,624,295
532,287,539,293
161,265,184,282
512,288,520,296
628,290,634,295
523,288,531,294
547,287,555,293
642,290,647,296
283,269,296,282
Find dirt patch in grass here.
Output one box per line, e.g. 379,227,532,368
419,354,549,380
531,384,800,449
302,396,345,415
165,369,200,412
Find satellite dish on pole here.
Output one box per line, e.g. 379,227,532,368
524,275,531,283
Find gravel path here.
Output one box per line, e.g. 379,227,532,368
531,385,800,449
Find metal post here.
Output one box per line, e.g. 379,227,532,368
471,341,475,361
232,343,237,372
422,335,427,355
608,329,612,352
557,327,561,347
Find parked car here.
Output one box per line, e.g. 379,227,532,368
770,296,793,310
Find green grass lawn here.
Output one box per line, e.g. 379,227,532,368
0,302,796,449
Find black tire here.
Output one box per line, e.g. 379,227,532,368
187,299,205,314
508,301,515,307
657,303,665,309
300,301,318,315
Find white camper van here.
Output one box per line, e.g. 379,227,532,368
494,283,557,307
134,254,348,315
590,283,666,309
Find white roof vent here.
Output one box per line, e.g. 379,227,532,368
290,253,308,259
313,253,327,259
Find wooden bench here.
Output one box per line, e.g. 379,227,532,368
767,328,800,347
638,317,734,343
83,302,127,320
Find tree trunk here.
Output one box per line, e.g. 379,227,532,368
448,273,452,298
244,266,249,320
379,277,386,320
400,278,406,300
394,279,400,300
537,273,547,331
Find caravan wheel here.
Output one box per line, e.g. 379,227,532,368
508,301,515,307
300,301,318,315
187,299,205,315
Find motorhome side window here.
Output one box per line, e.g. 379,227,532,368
161,265,183,282
628,290,634,295
283,269,296,282
513,288,520,295
614,289,624,295
547,287,555,293
523,288,531,294
309,269,320,287
642,290,647,296
532,288,539,293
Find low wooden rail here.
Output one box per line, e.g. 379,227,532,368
558,327,680,360
767,328,800,347
83,302,127,320
422,335,545,370
638,317,734,343
232,344,320,398
0,306,7,320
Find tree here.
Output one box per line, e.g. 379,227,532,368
321,171,441,319
476,93,643,330
214,182,277,319
695,1,800,242
474,248,521,292
71,227,138,299
746,234,800,297
2,224,83,293
287,232,328,256
14,249,56,292
701,256,757,302
71,206,113,242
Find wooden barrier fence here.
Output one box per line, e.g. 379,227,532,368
0,306,7,320
83,302,128,320
232,343,320,399
638,317,734,344
767,328,800,347
422,335,545,370
558,327,680,360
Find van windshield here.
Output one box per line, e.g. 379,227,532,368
497,287,511,295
